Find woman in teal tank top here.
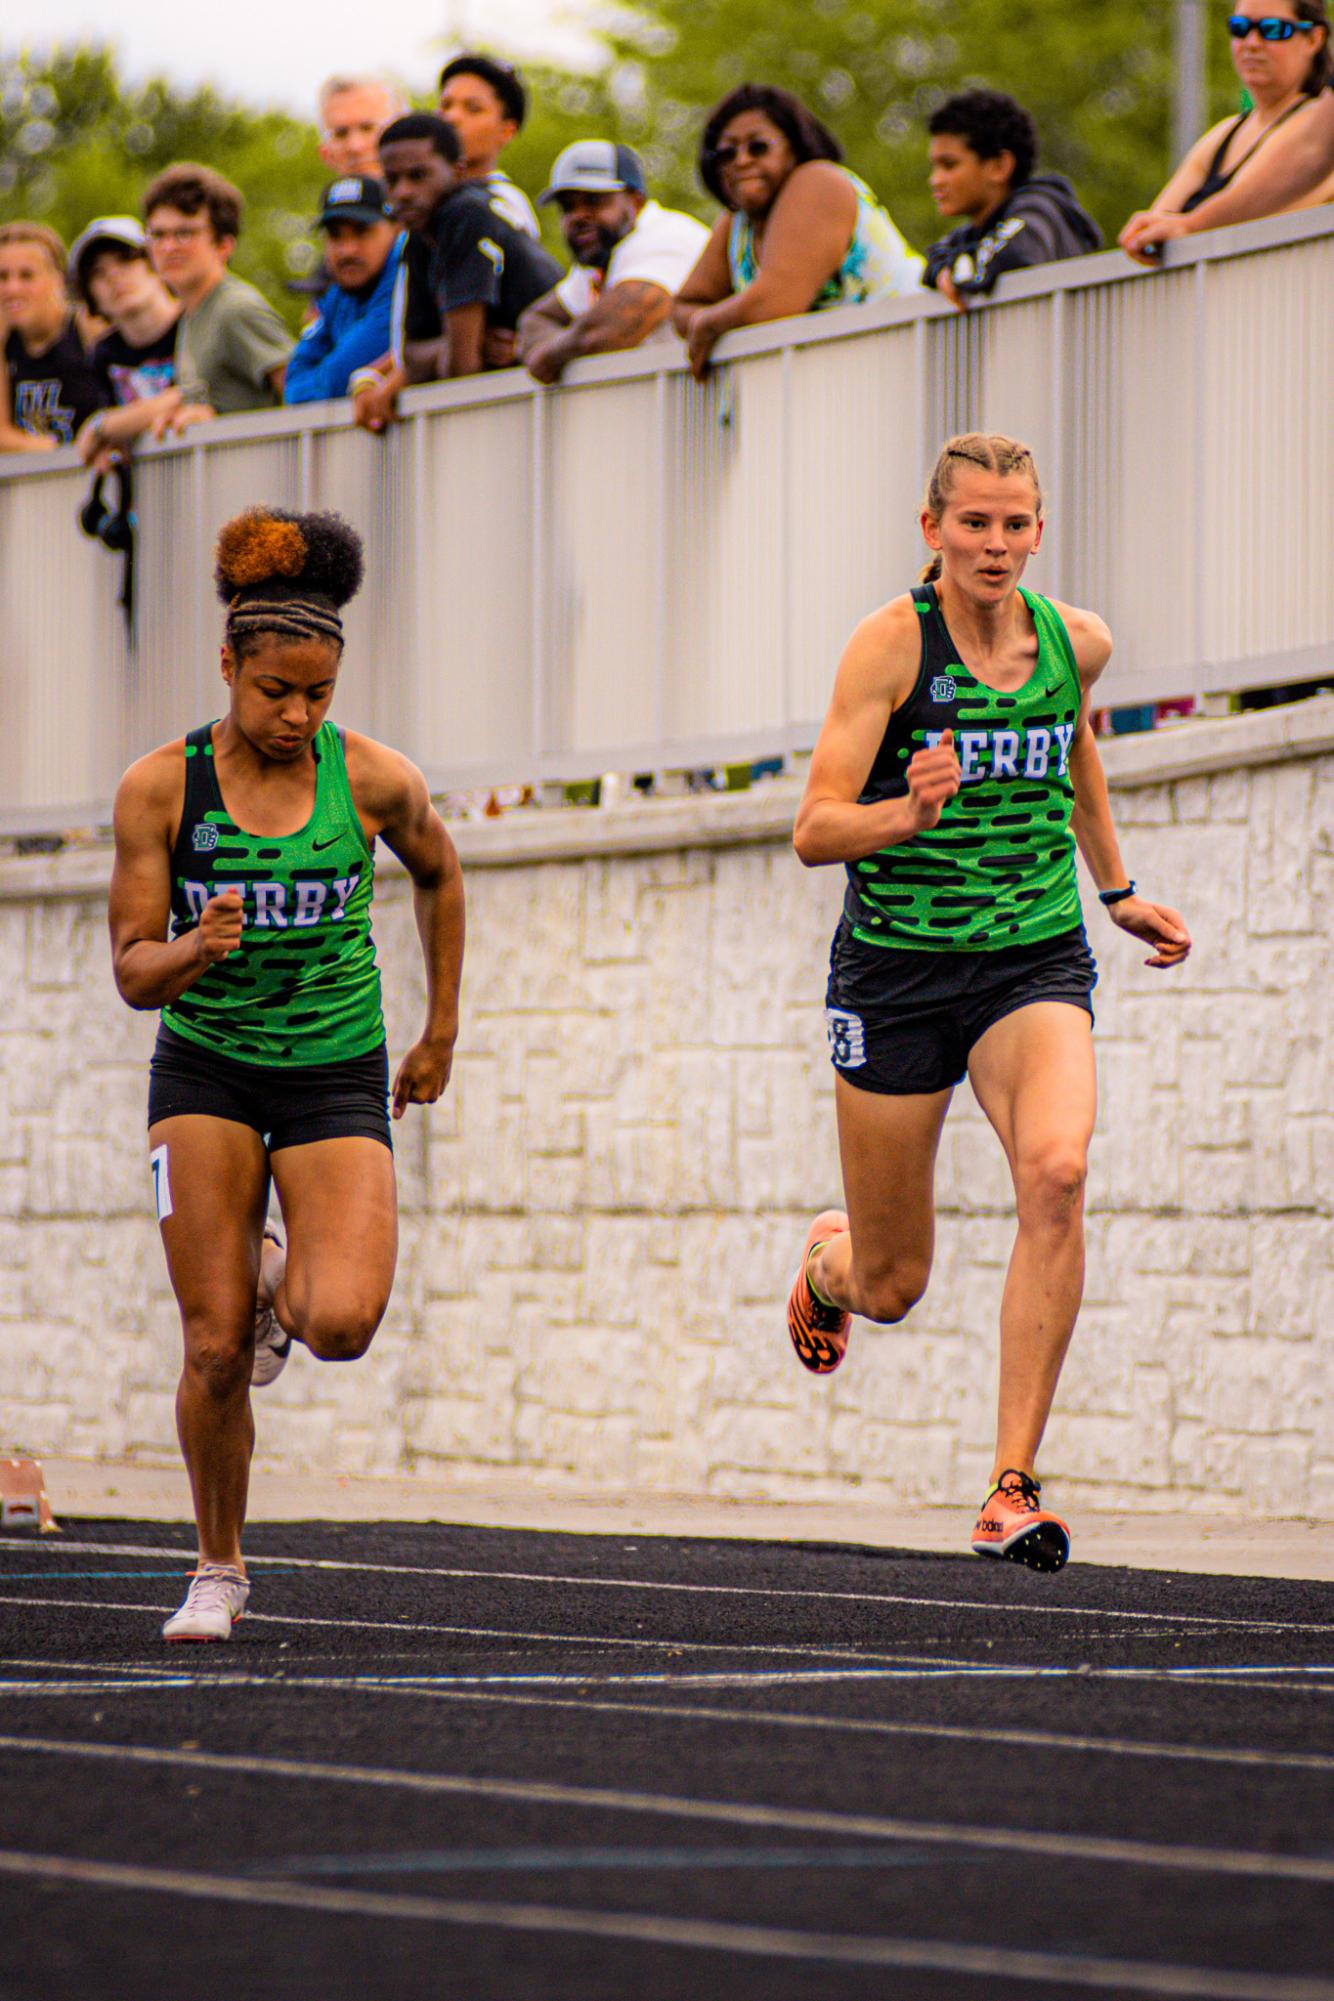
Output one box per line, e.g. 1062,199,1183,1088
785,434,1192,1574
673,84,922,379
108,506,466,1641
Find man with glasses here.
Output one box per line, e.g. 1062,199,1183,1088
142,164,292,434
1121,6,1333,256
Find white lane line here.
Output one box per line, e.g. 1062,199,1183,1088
0,1656,1328,1688
5,1680,1328,1776
238,1679,1334,1775
0,1851,1328,2000
0,1594,968,1666
18,1540,1333,1636
2,1665,1331,1699
2,1735,1331,1886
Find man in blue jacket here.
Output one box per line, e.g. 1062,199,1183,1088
285,177,403,404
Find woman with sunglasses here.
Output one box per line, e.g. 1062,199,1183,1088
1120,2,1332,263
672,84,923,379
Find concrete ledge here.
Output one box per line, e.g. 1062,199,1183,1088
25,1459,1332,1583
4,697,1334,898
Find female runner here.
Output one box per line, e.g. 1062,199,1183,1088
109,507,465,1638
787,433,1190,1571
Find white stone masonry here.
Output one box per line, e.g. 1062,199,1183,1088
1,701,1331,1517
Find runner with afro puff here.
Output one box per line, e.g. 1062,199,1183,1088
109,505,466,1640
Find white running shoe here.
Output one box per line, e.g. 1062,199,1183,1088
162,1562,250,1642
251,1220,291,1387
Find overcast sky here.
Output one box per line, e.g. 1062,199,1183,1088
5,0,601,114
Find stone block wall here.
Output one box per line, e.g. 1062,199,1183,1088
2,703,1332,1516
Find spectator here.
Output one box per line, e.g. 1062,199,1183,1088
317,73,407,179
352,114,560,429
672,84,923,379
285,178,404,405
517,141,710,382
0,222,107,453
1121,2,1332,263
65,217,180,469
143,163,292,432
923,91,1101,309
438,53,539,237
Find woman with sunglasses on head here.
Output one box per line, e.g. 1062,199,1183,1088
1120,2,1332,263
672,84,923,379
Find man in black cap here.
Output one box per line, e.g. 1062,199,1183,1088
286,177,403,405
517,140,709,383
352,113,560,429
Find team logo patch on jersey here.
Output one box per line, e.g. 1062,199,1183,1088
825,1007,867,1069
192,824,220,853
930,675,957,704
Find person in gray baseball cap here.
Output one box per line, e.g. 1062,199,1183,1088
517,139,709,382
286,177,404,405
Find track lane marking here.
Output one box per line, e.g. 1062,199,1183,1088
2,1665,1331,1695
1,1736,1331,1884
14,1539,1331,1636
0,1594,973,1665
0,1849,1328,1998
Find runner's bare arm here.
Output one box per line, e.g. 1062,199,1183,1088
347,736,465,1115
1056,602,1192,970
794,597,962,866
109,750,246,1009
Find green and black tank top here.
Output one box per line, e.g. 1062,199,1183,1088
843,583,1083,951
162,720,384,1066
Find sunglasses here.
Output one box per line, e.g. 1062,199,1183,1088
1227,14,1315,37
710,137,776,168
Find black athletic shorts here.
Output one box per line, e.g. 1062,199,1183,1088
824,921,1097,1097
147,1025,393,1151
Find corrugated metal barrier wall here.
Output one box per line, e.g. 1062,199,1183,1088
1,210,1331,833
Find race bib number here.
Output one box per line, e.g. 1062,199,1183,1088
149,1143,173,1222
825,1007,867,1069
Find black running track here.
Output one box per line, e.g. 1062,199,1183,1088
1,1520,1331,2001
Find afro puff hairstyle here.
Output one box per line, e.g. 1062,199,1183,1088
215,508,365,609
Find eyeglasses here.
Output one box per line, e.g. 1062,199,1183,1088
146,224,211,245
1227,14,1315,39
710,137,776,168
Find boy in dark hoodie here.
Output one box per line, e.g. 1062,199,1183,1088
924,89,1101,309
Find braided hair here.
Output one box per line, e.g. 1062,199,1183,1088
215,508,364,661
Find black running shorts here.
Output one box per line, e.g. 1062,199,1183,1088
147,1024,392,1151
824,922,1097,1097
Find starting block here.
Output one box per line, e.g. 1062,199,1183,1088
0,1457,59,1533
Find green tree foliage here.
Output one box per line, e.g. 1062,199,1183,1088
0,48,326,331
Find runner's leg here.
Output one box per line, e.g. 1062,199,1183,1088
809,1076,952,1321
151,1115,270,1569
966,1001,1097,1481
268,1136,397,1360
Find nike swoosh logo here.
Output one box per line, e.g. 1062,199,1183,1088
311,835,341,852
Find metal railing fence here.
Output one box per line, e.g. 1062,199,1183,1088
1,209,1331,834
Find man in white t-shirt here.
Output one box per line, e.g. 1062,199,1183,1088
517,141,710,384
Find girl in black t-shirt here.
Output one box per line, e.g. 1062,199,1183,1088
0,221,106,451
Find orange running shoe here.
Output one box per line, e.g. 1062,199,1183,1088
787,1210,852,1374
971,1469,1070,1573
